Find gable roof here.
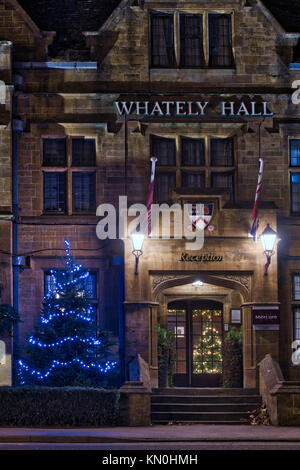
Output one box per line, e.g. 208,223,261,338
17,0,300,59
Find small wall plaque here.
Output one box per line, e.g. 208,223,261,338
231,309,242,324
175,326,185,338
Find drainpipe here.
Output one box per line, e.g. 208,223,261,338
11,108,23,387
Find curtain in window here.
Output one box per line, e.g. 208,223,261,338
291,173,300,212
209,14,233,67
43,172,66,212
72,172,96,212
290,140,300,167
151,135,176,166
182,172,205,188
182,137,205,166
151,14,174,67
154,172,176,202
72,138,96,166
180,14,204,67
43,139,66,166
211,171,234,200
211,138,234,166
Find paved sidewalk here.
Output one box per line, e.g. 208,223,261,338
0,425,299,443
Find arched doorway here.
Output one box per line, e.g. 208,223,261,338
167,299,223,387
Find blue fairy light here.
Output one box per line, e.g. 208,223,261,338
18,239,118,386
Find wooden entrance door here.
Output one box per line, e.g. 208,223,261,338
167,299,223,387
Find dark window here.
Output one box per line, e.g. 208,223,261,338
293,275,300,300
72,138,96,167
43,172,66,213
182,172,205,188
209,14,233,67
211,137,234,166
154,172,176,202
151,135,176,166
45,270,97,298
181,137,205,166
151,13,174,67
72,172,96,213
294,308,300,341
291,173,300,213
290,140,300,167
43,138,66,166
211,171,234,200
180,14,204,67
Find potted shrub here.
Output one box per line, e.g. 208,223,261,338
157,324,176,388
222,326,243,388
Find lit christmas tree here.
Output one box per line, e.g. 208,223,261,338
193,310,222,374
18,240,117,386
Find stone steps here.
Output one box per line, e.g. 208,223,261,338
151,388,261,424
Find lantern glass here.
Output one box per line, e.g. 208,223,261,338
131,233,145,252
260,224,277,253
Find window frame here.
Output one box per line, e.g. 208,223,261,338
151,133,236,203
208,13,234,68
42,136,97,215
43,170,67,214
179,13,205,68
293,307,300,342
290,172,300,215
149,10,235,69
150,11,175,68
292,274,300,301
44,269,99,321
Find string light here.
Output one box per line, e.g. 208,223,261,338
193,309,223,375
28,335,101,348
18,239,117,385
18,358,117,384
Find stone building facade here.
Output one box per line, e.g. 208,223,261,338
0,0,300,389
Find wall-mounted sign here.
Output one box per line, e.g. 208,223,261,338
252,305,280,331
180,252,223,262
175,326,185,338
114,100,274,118
231,309,242,324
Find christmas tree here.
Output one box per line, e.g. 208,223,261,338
193,310,222,374
18,240,117,386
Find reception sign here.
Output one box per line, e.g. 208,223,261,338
252,305,280,330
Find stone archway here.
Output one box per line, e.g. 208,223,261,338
150,270,254,388
151,271,251,303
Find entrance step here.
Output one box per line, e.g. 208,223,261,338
151,388,261,425
152,387,259,396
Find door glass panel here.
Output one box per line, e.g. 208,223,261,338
192,308,222,374
167,309,186,374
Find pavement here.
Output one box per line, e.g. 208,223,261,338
0,424,299,444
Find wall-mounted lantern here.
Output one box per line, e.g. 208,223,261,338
131,232,145,275
260,224,277,275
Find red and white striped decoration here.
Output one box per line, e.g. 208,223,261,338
146,157,157,236
250,158,264,241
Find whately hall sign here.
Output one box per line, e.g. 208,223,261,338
114,100,274,118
